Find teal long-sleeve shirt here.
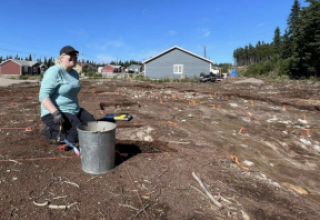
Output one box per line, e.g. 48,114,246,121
39,65,81,117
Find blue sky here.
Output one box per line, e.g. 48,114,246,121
0,0,309,64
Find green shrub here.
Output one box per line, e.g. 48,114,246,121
19,74,29,80
221,67,229,73
88,73,102,79
279,58,292,77
245,63,262,76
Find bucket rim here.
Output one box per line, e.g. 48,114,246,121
77,121,117,133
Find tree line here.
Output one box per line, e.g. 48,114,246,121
0,54,142,69
233,0,320,79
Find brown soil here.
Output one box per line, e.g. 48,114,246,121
1,78,320,219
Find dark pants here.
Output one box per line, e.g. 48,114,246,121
41,108,95,142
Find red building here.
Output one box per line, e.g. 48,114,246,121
0,59,41,76
102,65,123,73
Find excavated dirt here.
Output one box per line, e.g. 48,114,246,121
1,78,320,219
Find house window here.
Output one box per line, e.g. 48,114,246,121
173,64,183,74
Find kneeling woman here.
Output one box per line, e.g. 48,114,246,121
39,46,95,143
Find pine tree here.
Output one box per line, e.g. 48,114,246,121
298,0,320,76
29,54,32,61
281,29,292,59
287,0,301,38
273,27,281,59
290,0,320,78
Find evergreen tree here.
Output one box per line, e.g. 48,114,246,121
29,54,32,61
273,27,281,58
281,29,292,59
287,0,301,38
293,0,320,77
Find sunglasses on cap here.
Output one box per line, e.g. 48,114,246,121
67,52,79,57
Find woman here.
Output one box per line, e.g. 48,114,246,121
39,46,95,143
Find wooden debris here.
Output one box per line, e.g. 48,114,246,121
49,202,78,210
61,181,80,188
33,201,49,207
192,172,223,209
33,201,78,210
241,210,250,220
282,182,309,195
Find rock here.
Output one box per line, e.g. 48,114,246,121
229,103,238,107
143,135,153,142
242,160,254,166
300,139,311,145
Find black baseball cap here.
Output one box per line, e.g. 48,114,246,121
60,46,79,55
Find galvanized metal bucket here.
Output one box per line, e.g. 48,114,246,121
77,121,117,174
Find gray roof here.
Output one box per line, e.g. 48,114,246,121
0,59,39,67
128,64,142,69
142,46,214,64
110,65,122,69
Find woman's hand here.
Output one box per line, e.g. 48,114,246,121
51,110,65,125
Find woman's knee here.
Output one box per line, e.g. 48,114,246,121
79,108,95,122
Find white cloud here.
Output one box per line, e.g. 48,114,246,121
100,40,124,50
200,17,210,22
86,39,124,51
135,49,163,61
71,28,87,37
256,23,266,27
168,30,177,36
198,28,211,38
96,54,116,63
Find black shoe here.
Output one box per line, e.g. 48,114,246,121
49,139,65,145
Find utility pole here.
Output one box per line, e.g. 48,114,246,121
81,45,83,76
204,46,206,58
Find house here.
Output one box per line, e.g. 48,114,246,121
73,62,97,74
40,64,48,74
98,67,104,73
102,65,123,73
79,62,97,73
0,59,41,76
126,64,142,73
73,63,82,74
101,65,125,78
142,46,214,79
